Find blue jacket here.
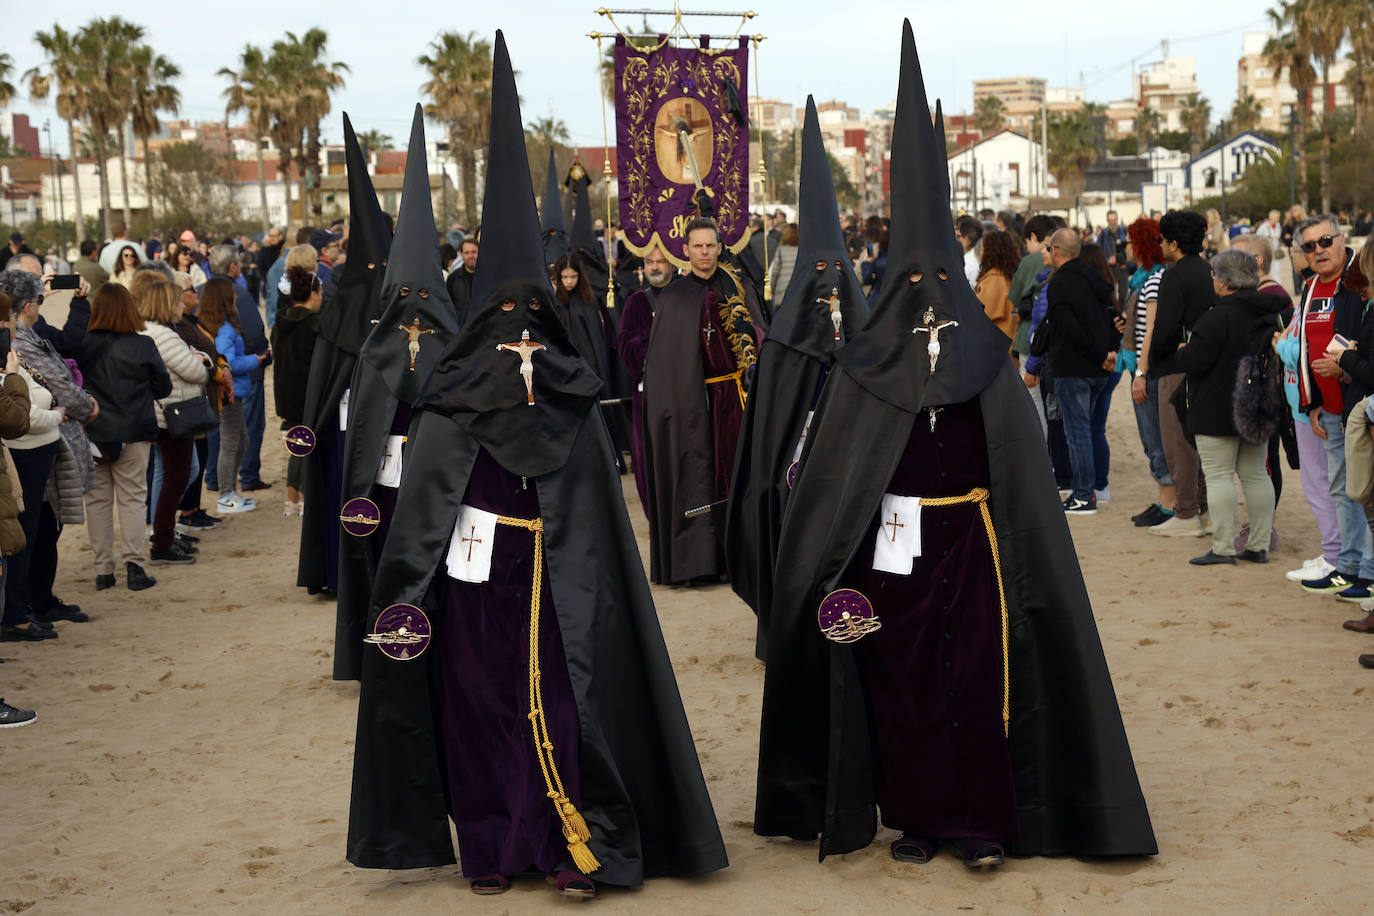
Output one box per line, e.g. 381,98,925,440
1023,267,1052,376
216,321,260,399
210,272,269,382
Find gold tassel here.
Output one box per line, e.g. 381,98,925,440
562,799,592,842
568,839,601,874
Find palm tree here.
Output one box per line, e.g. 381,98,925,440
1298,0,1349,212
1263,6,1316,208
129,45,180,229
1347,1,1374,136
1229,93,1262,133
974,95,1006,136
357,129,394,153
0,52,16,105
526,116,571,198
219,45,276,233
26,25,88,243
1134,106,1161,155
1038,109,1098,198
270,29,348,220
76,17,145,238
1178,93,1212,160
418,31,494,227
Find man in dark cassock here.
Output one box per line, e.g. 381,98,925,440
725,96,870,662
617,243,677,513
346,32,727,899
641,220,767,586
332,105,461,682
540,149,570,270
444,236,478,326
295,114,392,597
754,21,1156,869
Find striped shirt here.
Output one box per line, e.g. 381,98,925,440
1133,268,1164,353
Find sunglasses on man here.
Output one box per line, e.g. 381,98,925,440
1300,234,1340,254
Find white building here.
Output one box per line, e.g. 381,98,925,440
945,129,1055,212
1134,57,1200,132
1187,130,1280,196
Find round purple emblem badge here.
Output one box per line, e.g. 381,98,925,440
284,424,316,458
786,460,799,489
364,603,431,661
818,588,882,644
339,497,382,537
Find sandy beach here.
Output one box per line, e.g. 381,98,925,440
3,387,1372,914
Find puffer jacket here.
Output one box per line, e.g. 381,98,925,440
142,321,210,429
0,373,32,554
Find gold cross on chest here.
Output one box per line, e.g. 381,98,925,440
461,524,483,562
817,287,843,340
884,512,905,543
397,318,436,371
911,306,959,373
496,329,547,406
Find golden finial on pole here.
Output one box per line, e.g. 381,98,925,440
751,34,772,302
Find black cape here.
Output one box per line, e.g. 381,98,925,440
346,369,729,885
724,96,870,660
298,112,392,597
334,104,460,681
754,359,1157,859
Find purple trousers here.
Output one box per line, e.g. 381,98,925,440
1296,418,1340,565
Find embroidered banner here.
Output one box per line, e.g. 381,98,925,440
614,35,750,267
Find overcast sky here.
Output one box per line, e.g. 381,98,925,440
5,1,1275,155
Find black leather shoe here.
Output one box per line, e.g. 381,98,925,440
1189,550,1236,566
1360,653,1374,669
126,563,157,591
95,574,116,591
1,624,57,642
32,599,89,623
1238,549,1268,564
149,545,196,566
242,480,273,491
953,838,1005,868
172,535,199,554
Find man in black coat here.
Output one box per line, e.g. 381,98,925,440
1146,210,1214,537
444,237,478,325
1043,228,1118,515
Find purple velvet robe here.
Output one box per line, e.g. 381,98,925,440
433,448,583,878
617,287,656,513
844,398,1019,843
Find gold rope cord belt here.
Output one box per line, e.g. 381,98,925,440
494,514,600,874
703,369,746,408
916,487,1010,736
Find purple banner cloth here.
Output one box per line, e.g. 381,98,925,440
615,36,750,266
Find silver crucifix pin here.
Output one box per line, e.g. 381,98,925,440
912,306,958,373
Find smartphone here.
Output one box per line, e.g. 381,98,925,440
49,274,81,290
0,328,10,363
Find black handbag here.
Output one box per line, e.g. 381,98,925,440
164,395,219,438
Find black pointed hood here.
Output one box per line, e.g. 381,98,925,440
541,148,569,267
416,30,602,479
767,96,869,361
835,21,1008,412
318,112,393,355
357,104,460,404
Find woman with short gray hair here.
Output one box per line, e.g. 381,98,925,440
1173,249,1289,566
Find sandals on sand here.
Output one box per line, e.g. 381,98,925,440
469,875,510,895
548,870,596,899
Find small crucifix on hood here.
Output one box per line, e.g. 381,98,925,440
496,329,547,406
397,318,437,372
817,287,843,341
912,306,958,374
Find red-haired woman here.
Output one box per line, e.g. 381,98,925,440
78,283,173,590
1121,217,1175,527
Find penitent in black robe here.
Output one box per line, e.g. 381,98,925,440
754,363,1157,859
347,408,728,884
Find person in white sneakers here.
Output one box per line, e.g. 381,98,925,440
198,279,266,514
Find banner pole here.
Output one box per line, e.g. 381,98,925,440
595,33,618,310
751,34,771,302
